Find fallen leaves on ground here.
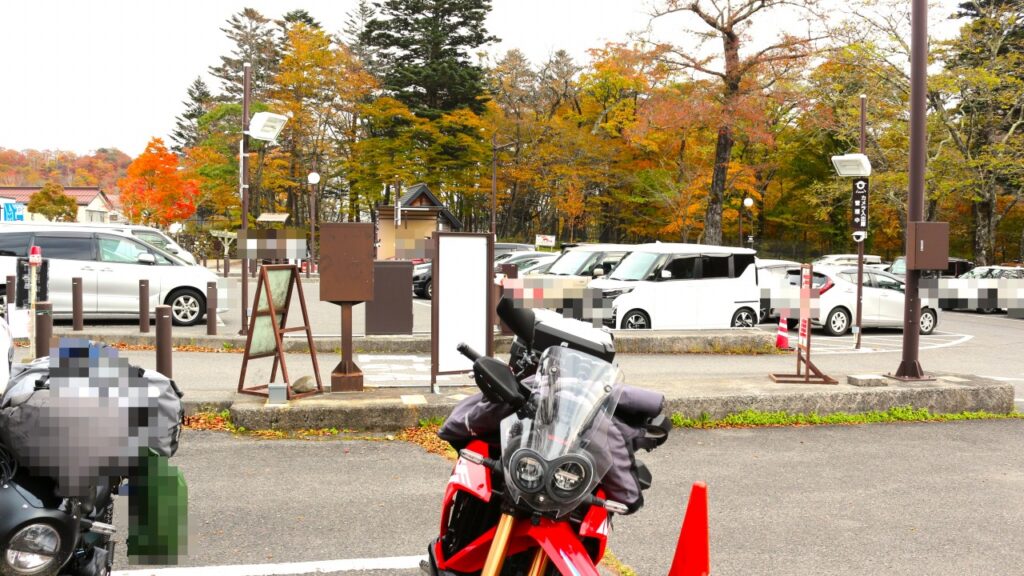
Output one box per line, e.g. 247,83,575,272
183,412,232,431
398,423,457,460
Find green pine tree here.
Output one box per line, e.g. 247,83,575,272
361,0,499,118
170,77,213,153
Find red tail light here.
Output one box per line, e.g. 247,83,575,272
818,278,835,295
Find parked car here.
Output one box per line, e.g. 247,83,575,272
495,253,558,278
493,251,551,272
813,253,885,268
539,243,633,284
0,228,224,326
784,265,938,336
412,261,433,299
2,221,199,264
945,265,1024,313
494,243,535,258
756,258,801,322
887,256,974,279
590,243,760,329
519,257,557,275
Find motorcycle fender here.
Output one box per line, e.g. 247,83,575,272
442,441,491,505
526,518,602,576
578,503,610,559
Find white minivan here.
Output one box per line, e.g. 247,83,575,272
2,221,198,264
0,227,225,326
590,243,760,329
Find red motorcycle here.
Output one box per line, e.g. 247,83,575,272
424,301,669,576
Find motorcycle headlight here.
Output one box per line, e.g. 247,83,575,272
4,524,61,575
510,449,547,493
547,455,593,503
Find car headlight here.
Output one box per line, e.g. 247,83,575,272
602,287,634,299
510,449,547,493
4,524,61,575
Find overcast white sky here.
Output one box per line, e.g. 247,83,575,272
0,0,961,157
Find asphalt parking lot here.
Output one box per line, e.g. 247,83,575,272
111,419,1024,576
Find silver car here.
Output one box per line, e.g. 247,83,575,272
0,228,225,326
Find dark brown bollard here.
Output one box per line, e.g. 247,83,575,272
5,275,14,308
206,281,217,336
35,301,52,359
156,305,172,378
72,277,84,331
139,279,150,333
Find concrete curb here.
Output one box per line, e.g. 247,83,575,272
203,374,1014,433
55,329,777,355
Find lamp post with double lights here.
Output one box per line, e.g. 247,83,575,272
741,197,754,248
490,133,514,236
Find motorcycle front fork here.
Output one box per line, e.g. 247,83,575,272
479,513,549,576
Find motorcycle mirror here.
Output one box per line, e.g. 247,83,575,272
496,297,535,347
473,357,526,409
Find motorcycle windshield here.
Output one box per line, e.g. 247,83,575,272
500,346,623,517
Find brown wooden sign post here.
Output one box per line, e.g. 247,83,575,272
238,264,323,399
771,263,837,385
319,223,375,392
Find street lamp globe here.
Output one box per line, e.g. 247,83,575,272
307,172,321,185
743,197,754,209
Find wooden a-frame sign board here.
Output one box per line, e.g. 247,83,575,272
238,264,324,399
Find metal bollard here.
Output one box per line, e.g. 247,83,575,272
35,302,52,360
156,305,172,378
139,279,150,333
5,275,14,308
72,277,84,331
206,281,217,336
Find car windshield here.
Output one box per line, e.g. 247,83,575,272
609,252,661,281
547,250,599,276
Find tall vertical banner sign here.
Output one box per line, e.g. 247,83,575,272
798,266,811,351
771,263,836,385
851,177,869,235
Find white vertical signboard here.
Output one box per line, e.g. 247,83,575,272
431,233,492,391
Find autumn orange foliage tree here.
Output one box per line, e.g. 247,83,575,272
117,137,200,226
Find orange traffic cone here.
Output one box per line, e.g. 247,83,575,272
667,482,710,576
775,314,790,350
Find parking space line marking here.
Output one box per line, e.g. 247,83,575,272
815,334,973,355
113,555,427,576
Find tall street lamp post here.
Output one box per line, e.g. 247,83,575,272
237,63,288,335
742,197,753,247
307,171,320,279
490,134,514,236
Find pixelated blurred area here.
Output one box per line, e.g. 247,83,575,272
128,448,189,565
922,277,1024,311
501,277,612,327
395,237,431,261
0,338,183,497
239,229,308,261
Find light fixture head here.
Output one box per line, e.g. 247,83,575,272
307,172,321,185
743,197,754,208
830,153,872,178
248,112,289,142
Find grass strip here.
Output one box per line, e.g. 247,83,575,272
672,405,1024,429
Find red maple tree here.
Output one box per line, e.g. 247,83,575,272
117,137,199,226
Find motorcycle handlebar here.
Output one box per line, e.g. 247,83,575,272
456,343,482,362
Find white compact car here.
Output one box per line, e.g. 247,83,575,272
783,265,939,336
591,243,760,330
0,228,225,326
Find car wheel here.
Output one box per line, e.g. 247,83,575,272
166,289,205,326
919,308,937,335
824,308,851,336
731,307,757,328
621,309,651,330
426,281,433,300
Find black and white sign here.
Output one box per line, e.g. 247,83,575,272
851,177,869,233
